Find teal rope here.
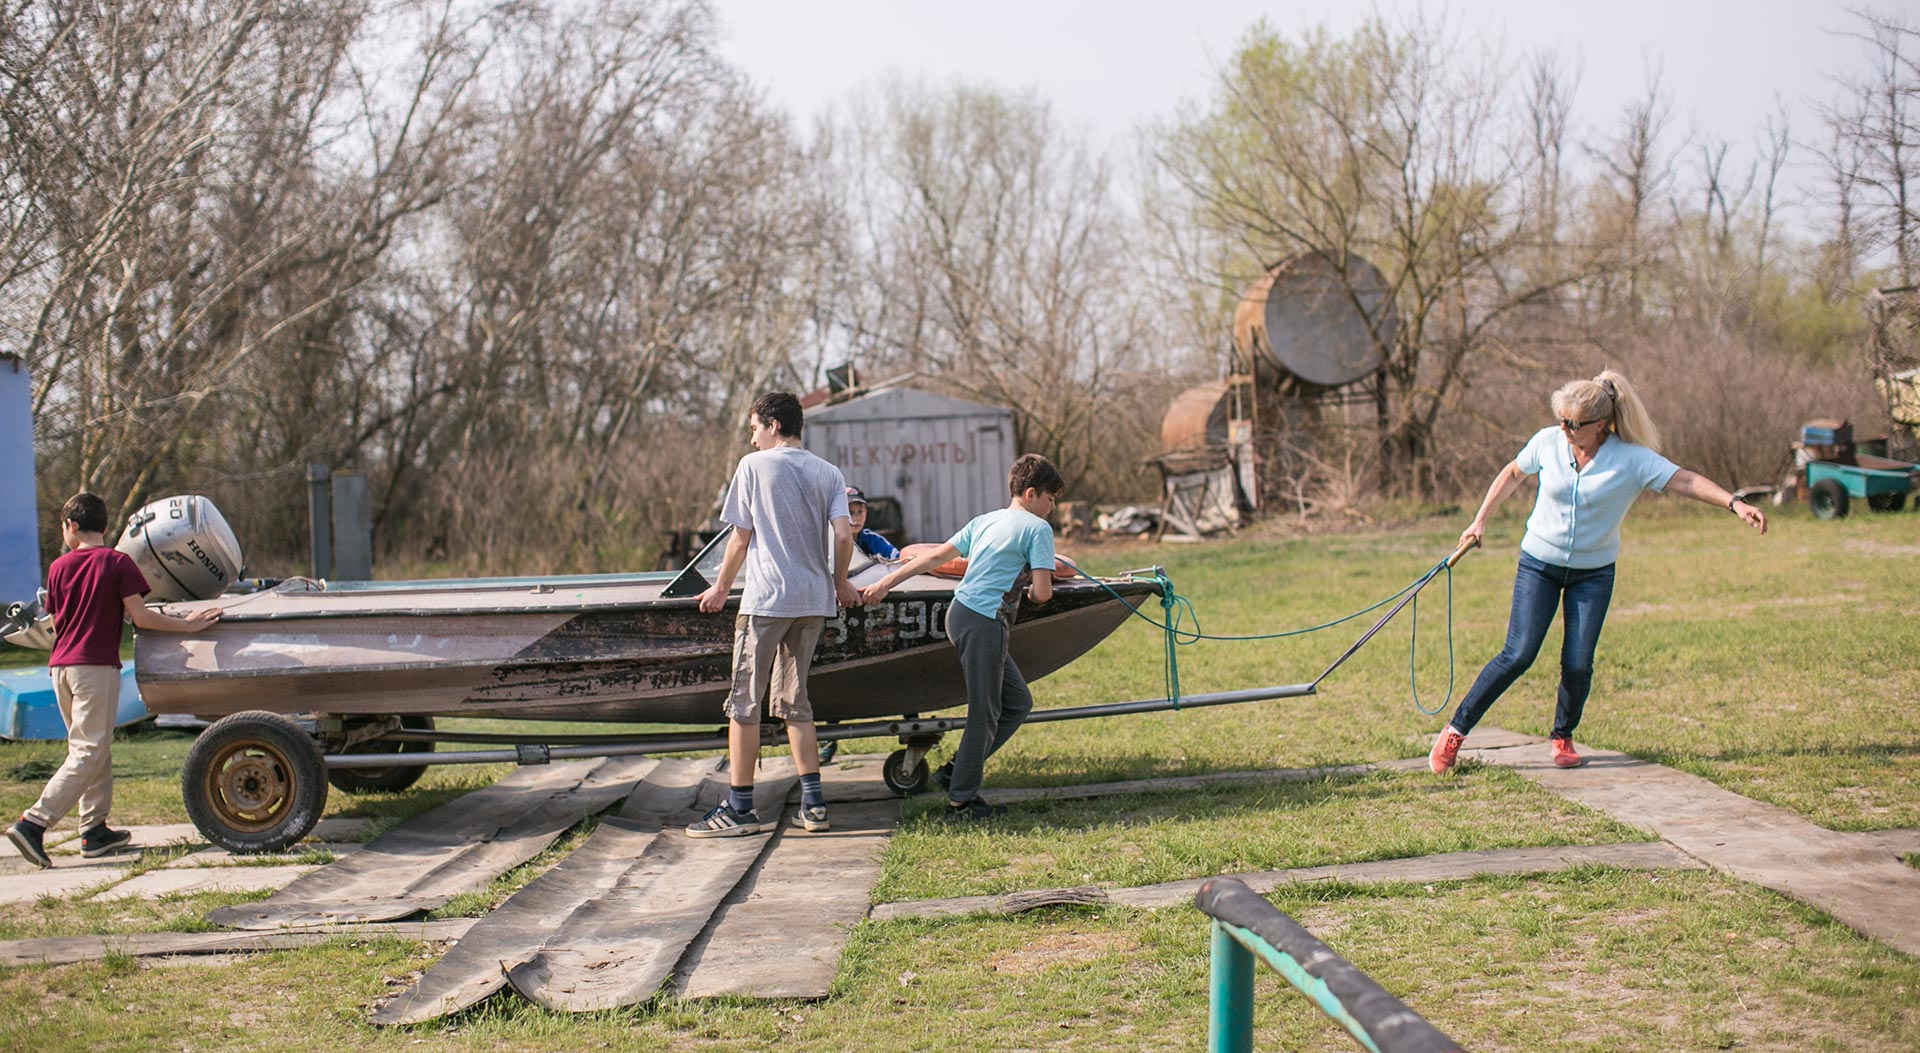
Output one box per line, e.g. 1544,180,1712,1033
1062,555,1459,717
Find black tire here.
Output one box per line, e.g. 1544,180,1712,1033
1810,479,1849,520
326,715,435,794
881,748,929,796
1867,491,1907,513
182,710,327,853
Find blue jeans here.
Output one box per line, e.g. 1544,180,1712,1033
1446,552,1615,740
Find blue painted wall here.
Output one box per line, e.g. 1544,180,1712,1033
0,354,40,603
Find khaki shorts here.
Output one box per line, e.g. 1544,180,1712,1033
722,614,824,724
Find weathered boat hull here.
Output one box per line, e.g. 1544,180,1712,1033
134,571,1158,724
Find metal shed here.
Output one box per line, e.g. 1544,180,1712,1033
803,387,1015,545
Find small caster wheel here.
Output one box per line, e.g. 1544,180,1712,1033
817,740,840,766
881,748,929,796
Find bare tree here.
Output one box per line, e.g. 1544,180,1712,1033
1155,16,1621,494
1819,9,1919,286
826,79,1160,494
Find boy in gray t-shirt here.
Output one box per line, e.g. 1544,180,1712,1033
688,392,858,839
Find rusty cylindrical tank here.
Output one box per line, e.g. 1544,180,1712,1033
1231,252,1394,390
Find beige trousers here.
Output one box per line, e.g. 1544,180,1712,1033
24,665,120,830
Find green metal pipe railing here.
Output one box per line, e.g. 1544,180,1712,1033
1196,877,1461,1053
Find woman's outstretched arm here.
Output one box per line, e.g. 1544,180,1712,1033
1666,469,1768,533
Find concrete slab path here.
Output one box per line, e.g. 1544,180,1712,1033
1463,728,1920,957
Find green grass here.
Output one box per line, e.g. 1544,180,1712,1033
0,869,1914,1051
0,501,1914,1050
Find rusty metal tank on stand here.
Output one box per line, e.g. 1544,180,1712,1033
1156,253,1398,524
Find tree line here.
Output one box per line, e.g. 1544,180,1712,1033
6,1,1914,575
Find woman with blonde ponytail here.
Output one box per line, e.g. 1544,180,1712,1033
1428,369,1767,773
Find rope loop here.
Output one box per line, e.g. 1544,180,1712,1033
1060,552,1460,718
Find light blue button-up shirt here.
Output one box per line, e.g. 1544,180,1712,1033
1515,427,1678,569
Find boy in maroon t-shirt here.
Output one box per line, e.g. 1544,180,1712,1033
7,493,219,868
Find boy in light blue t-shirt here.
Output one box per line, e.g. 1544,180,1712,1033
859,454,1060,820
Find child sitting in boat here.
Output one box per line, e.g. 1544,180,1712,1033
858,453,1062,821
844,487,899,561
8,493,220,868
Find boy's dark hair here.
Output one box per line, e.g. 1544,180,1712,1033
62,492,109,534
749,392,804,439
1008,453,1064,497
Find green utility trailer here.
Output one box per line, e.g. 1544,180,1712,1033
1806,456,1919,518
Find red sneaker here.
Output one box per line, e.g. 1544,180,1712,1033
1428,727,1466,773
1550,737,1585,768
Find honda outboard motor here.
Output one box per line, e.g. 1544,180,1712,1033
116,495,245,603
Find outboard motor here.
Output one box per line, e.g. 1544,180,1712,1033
2,590,52,649
116,495,245,603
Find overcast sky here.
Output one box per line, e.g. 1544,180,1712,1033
714,0,1878,213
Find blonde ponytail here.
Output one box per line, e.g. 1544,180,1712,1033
1550,369,1662,452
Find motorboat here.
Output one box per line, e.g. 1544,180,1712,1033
135,549,1161,727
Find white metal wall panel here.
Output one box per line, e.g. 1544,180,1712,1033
805,390,1015,544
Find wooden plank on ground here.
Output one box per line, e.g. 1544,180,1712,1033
209,756,658,930
676,795,900,1000
869,841,1702,921
368,758,712,1026
502,770,798,1012
0,919,476,967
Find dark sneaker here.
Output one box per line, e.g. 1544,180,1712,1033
932,762,954,792
7,819,50,869
942,798,1007,822
80,825,134,858
791,803,830,832
685,803,770,839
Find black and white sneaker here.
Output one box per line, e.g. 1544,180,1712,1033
942,798,1007,822
685,803,770,839
791,804,830,832
80,825,134,858
7,819,50,868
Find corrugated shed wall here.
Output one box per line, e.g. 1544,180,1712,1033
805,389,1015,543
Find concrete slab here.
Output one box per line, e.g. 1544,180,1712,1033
40,817,372,856
106,865,319,899
0,918,476,967
1854,828,1920,859
1465,728,1920,957
870,841,1699,922
161,843,363,869
45,824,203,855
0,865,132,904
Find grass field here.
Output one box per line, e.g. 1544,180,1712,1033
0,500,1915,1050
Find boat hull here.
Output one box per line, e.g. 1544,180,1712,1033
135,577,1157,724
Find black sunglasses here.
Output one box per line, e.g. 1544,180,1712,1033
1559,417,1606,431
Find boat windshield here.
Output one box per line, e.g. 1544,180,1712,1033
661,524,736,599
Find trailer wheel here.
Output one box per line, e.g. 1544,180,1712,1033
882,749,929,796
1810,479,1849,519
326,715,435,794
183,711,327,853
1867,492,1907,513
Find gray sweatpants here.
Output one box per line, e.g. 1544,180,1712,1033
944,602,1033,802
